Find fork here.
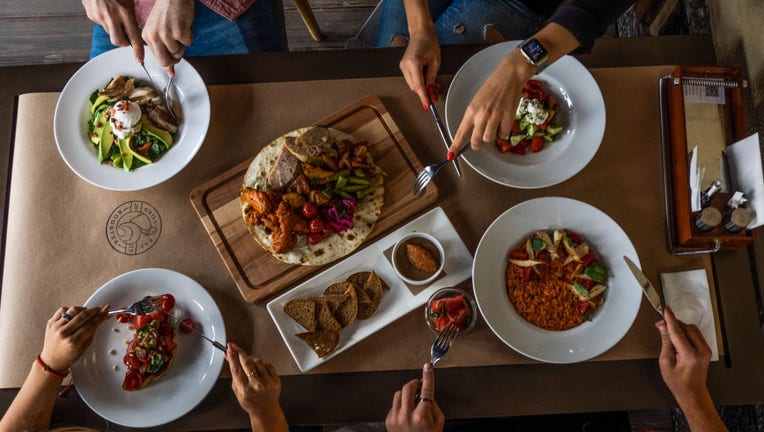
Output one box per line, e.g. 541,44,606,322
108,296,157,316
164,75,179,123
430,322,459,365
413,144,470,196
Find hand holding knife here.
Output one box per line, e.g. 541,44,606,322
623,256,664,316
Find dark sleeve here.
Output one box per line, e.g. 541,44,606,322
548,0,636,53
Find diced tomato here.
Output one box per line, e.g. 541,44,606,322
161,335,177,352
136,141,153,155
526,79,543,89
158,322,173,337
567,231,582,244
538,118,549,130
581,278,593,289
576,301,590,317
531,136,545,153
547,95,557,109
496,137,512,153
147,310,167,322
179,318,195,334
430,295,470,331
134,315,151,330
508,139,529,155
159,294,175,312
510,120,521,133
510,249,529,260
122,371,144,391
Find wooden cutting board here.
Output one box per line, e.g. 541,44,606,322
190,95,439,303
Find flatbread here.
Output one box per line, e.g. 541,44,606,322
241,127,385,266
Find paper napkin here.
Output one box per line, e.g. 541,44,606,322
722,133,763,228
661,269,719,361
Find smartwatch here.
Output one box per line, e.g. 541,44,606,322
518,38,549,73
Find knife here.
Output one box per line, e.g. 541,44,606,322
427,96,462,177
623,256,664,315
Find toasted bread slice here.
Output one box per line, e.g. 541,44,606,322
297,330,340,357
357,271,387,320
323,283,358,327
285,126,332,163
284,298,317,332
316,301,342,331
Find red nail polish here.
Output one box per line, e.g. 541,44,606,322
447,151,455,161
432,94,439,102
422,102,428,110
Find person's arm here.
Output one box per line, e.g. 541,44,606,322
225,343,289,432
141,0,195,77
548,0,636,54
385,362,445,432
0,305,109,432
397,0,441,110
82,0,145,61
656,307,727,432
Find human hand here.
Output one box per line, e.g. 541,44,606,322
39,305,110,372
82,0,144,62
142,0,195,77
385,363,445,432
449,50,536,153
399,29,441,110
656,306,713,405
226,343,288,432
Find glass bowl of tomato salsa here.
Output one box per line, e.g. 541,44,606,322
424,287,477,336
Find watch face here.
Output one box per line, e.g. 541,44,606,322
522,39,548,63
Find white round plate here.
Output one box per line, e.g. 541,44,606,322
70,268,225,427
473,197,641,363
54,47,210,191
445,41,606,189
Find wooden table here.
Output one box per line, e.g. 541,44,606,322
0,35,763,430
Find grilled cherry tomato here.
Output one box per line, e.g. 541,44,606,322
123,353,142,370
307,233,323,245
158,294,175,312
322,224,334,236
122,371,144,391
309,217,325,233
302,202,318,219
179,318,195,333
134,315,151,330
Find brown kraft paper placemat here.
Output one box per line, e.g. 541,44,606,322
0,67,718,388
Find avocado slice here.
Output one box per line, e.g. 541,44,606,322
91,108,109,145
98,123,114,164
126,136,152,165
90,94,109,114
117,137,133,172
141,117,173,148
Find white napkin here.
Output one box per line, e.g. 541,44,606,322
722,133,763,228
661,269,719,361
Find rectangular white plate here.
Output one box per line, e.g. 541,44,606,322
266,206,473,372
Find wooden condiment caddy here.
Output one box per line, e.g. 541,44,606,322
659,65,755,253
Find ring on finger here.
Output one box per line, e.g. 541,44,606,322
419,397,433,404
60,312,73,322
249,370,259,378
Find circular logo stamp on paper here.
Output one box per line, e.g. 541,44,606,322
106,201,162,255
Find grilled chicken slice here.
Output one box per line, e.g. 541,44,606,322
241,188,275,215
266,145,302,190
100,76,135,100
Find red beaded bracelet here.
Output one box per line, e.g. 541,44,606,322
35,355,68,379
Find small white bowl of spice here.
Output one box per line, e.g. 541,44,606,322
392,232,445,286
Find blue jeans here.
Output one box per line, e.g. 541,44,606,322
376,0,542,47
90,0,284,58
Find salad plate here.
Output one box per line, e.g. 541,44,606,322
54,47,210,191
445,40,606,189
70,268,225,427
472,197,642,363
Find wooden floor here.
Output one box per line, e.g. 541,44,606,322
0,0,378,67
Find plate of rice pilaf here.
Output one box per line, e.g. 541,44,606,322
473,197,642,363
